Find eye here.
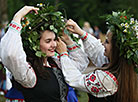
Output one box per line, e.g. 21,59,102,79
45,39,51,43
105,39,109,44
54,38,57,41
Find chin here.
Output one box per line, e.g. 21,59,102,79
47,52,55,57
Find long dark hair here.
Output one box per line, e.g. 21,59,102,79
24,29,57,79
105,31,138,102
25,47,50,79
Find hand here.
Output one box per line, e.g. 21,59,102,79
56,37,67,54
66,19,84,36
60,30,74,45
13,6,39,24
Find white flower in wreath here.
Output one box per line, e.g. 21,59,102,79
112,11,118,17
135,25,138,31
130,18,135,24
29,26,31,30
123,29,127,33
136,32,138,38
37,3,43,7
124,23,129,28
37,4,40,6
132,25,138,32
132,26,136,30
106,22,109,25
135,19,138,23
121,23,124,27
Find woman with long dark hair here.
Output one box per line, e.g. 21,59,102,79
56,11,138,102
0,5,88,102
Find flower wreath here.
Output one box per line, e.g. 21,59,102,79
21,3,66,57
105,10,138,72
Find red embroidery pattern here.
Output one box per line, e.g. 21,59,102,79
9,23,21,32
60,53,69,57
89,74,96,82
81,32,88,40
104,71,118,85
91,86,99,93
68,45,79,51
95,82,100,86
87,82,91,86
85,73,103,94
7,98,24,102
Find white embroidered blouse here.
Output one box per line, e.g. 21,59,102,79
0,21,118,97
59,32,118,97
0,21,89,88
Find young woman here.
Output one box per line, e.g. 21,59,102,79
56,12,138,102
0,6,88,102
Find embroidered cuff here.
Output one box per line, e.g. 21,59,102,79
104,71,118,85
9,21,22,33
84,70,118,97
67,43,80,52
80,32,88,41
60,52,69,57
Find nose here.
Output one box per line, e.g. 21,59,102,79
102,41,105,46
51,40,57,47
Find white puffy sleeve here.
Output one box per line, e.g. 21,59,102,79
0,21,37,88
81,32,108,67
53,43,89,73
60,53,118,97
67,43,89,72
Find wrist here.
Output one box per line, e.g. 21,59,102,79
80,32,88,41
59,52,69,57
67,43,79,52
78,29,85,36
13,15,22,24
9,21,22,33
65,40,74,45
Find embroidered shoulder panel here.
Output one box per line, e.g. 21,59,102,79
84,70,118,97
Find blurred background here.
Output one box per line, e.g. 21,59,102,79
0,0,138,101
0,0,138,33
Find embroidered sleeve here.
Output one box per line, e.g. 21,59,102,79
60,54,118,96
81,32,109,67
67,43,80,52
84,70,118,97
9,21,22,33
0,21,37,88
67,43,89,72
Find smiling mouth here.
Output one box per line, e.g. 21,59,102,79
48,49,55,52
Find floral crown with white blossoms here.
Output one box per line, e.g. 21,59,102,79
105,10,138,72
21,3,66,57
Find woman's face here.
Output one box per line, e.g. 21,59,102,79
103,31,112,59
40,30,57,57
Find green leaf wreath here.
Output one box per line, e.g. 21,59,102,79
104,10,138,72
21,3,79,58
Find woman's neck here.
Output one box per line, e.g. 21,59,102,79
43,57,51,67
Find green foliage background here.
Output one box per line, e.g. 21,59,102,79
7,0,138,33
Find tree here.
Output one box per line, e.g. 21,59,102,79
0,0,8,23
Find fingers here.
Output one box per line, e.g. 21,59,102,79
57,37,66,45
24,6,39,15
66,26,74,32
65,19,76,33
27,6,39,14
66,19,75,27
56,37,63,44
57,37,62,42
13,6,39,24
